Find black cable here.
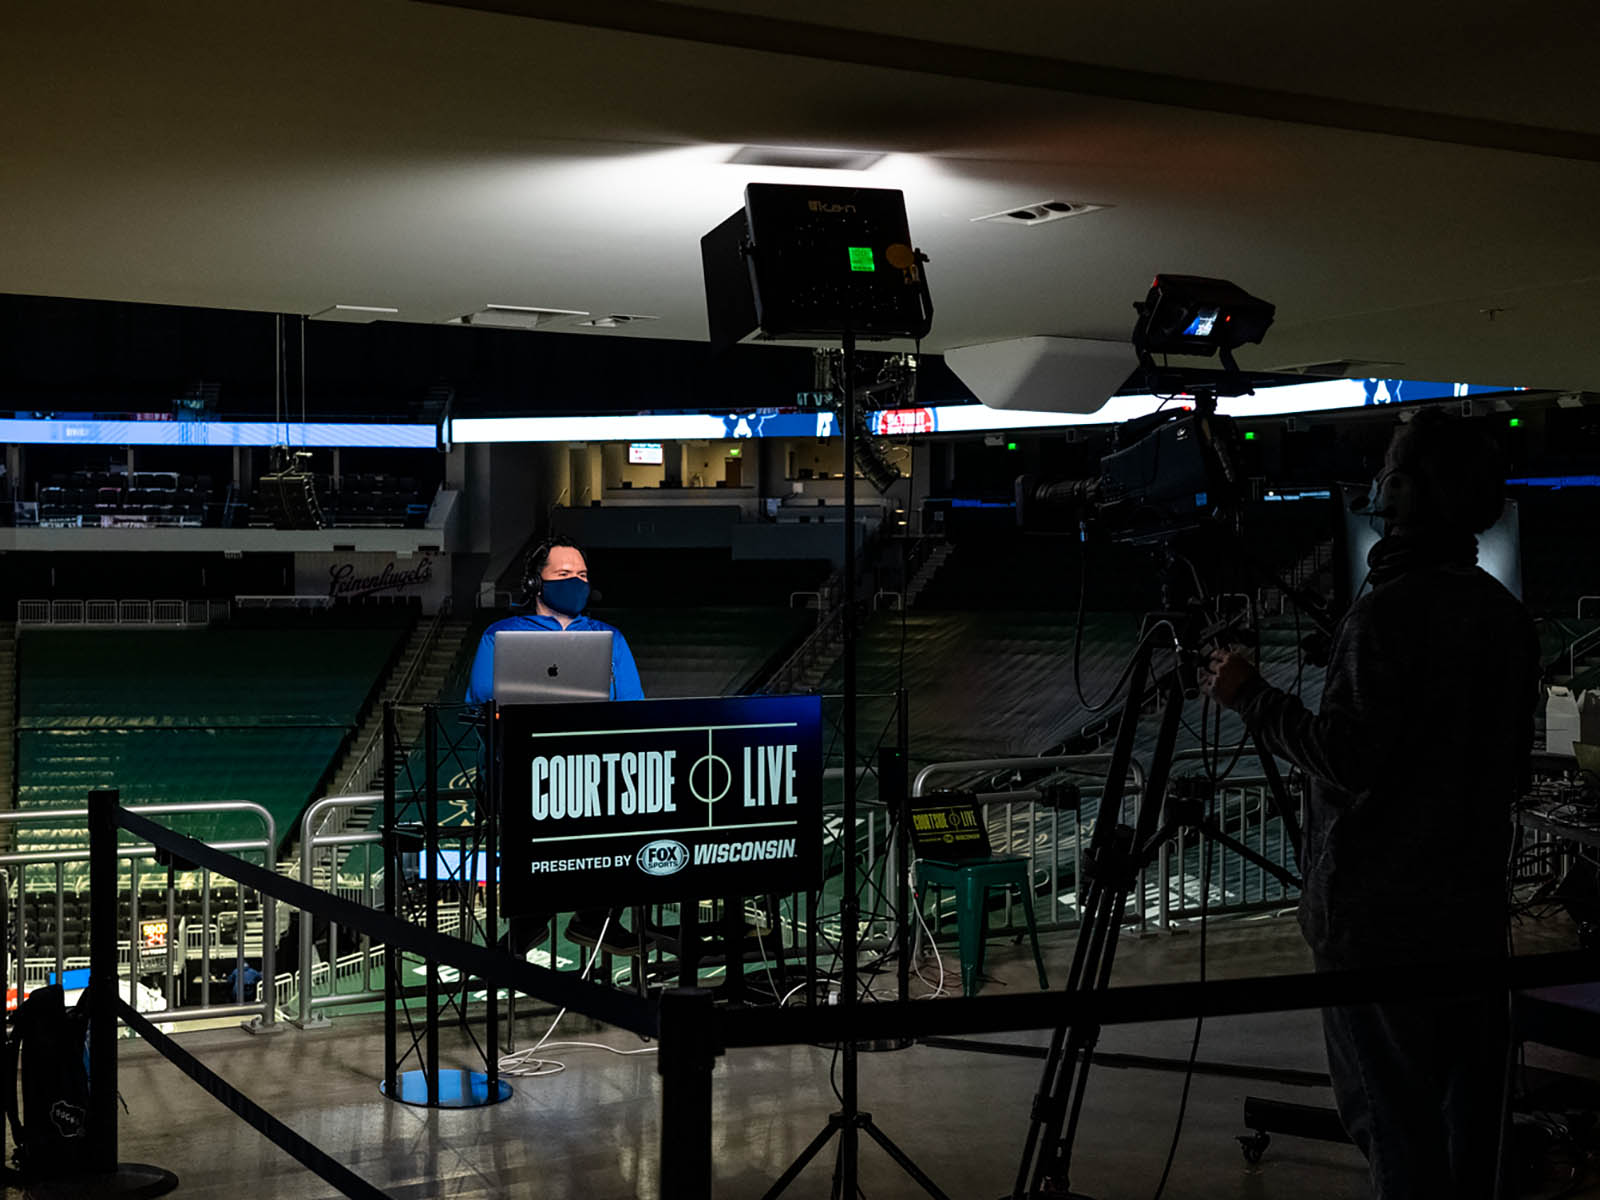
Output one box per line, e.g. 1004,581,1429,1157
1070,529,1152,714
1073,584,1178,719
1151,803,1210,1200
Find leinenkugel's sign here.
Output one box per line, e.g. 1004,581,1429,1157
498,695,822,911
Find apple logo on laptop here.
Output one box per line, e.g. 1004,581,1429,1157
547,664,559,677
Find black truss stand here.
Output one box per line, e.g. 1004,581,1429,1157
764,335,946,1200
1009,597,1304,1200
381,702,511,1109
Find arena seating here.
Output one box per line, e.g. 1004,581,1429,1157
30,469,434,530
15,613,413,856
36,469,212,527
593,605,815,698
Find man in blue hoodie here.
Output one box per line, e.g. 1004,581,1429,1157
466,536,643,705
468,536,646,955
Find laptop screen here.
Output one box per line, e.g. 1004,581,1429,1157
907,792,992,860
492,629,613,705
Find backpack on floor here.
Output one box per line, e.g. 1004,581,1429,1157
5,983,92,1180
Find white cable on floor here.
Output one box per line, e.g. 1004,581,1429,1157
500,916,654,1078
907,859,948,999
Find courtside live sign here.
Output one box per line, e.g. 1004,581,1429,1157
498,695,822,911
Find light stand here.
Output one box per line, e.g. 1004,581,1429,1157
761,332,950,1200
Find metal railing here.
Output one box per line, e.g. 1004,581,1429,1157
292,793,384,1026
1567,605,1600,680
17,598,229,628
912,751,1301,936
233,594,334,609
288,789,478,1026
912,754,1150,934
0,802,279,1028
764,596,853,694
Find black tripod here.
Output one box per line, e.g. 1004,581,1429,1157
762,331,948,1200
1012,577,1304,1199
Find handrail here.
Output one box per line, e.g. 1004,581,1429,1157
1571,624,1600,682
297,792,384,1027
911,753,1144,800
763,599,851,694
339,598,454,796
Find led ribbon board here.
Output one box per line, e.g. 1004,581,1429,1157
498,695,822,911
0,419,435,448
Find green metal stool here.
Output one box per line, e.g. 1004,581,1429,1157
918,856,1050,997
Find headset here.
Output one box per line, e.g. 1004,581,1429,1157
517,536,588,608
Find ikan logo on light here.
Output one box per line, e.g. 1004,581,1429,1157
637,839,690,876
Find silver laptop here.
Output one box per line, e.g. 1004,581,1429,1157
492,630,614,704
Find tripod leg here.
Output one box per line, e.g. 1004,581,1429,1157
1050,669,1187,1195
1035,882,1123,1194
1013,876,1111,1198
1015,639,1157,1199
861,1117,955,1200
760,1118,841,1200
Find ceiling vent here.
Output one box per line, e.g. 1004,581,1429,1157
972,200,1108,226
573,313,660,329
448,304,589,330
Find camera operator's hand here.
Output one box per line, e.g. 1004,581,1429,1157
1199,648,1261,710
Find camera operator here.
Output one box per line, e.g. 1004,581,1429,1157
1200,409,1539,1200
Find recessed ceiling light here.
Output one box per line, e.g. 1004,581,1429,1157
729,146,886,171
574,313,660,329
446,304,589,330
310,304,400,323
971,201,1109,226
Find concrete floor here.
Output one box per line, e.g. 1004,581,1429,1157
18,913,1599,1200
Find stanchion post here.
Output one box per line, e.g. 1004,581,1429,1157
87,787,121,1176
658,987,718,1200
424,706,440,1106
485,701,500,1090
895,687,911,1004
382,702,398,1099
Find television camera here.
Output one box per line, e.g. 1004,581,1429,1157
1015,275,1274,545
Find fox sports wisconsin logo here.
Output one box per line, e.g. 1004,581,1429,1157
637,839,690,876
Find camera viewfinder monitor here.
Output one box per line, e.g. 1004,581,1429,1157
1337,490,1522,607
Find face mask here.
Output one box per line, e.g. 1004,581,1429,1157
540,576,590,616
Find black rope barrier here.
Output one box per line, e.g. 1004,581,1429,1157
714,948,1600,1049
115,805,657,1037
117,999,395,1200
